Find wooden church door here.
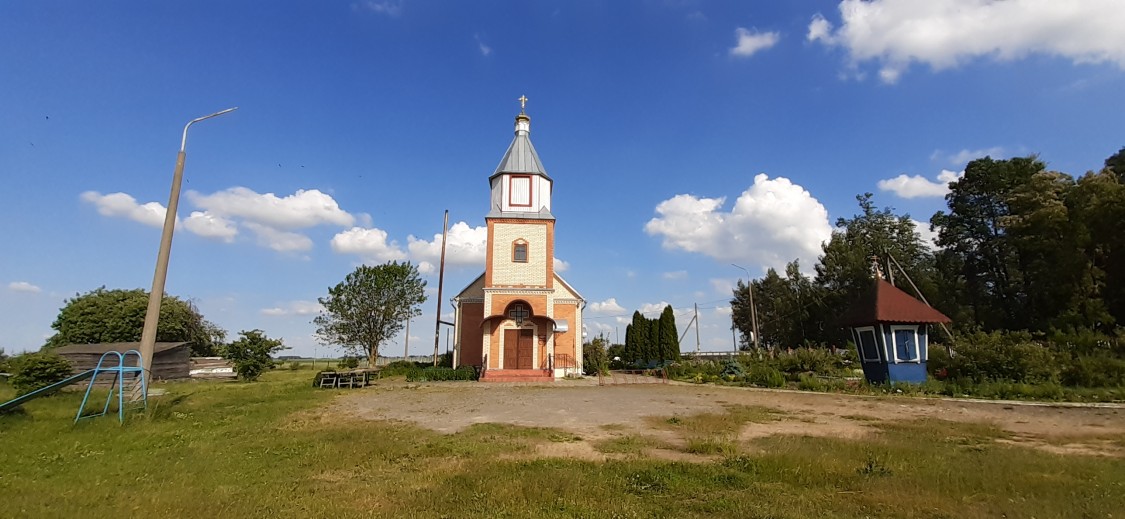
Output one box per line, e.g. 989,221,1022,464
503,329,535,369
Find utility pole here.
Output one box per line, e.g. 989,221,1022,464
694,303,701,354
433,210,449,366
139,107,237,380
403,318,411,361
731,264,761,350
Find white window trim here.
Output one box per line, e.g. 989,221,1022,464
854,326,881,362
889,325,921,364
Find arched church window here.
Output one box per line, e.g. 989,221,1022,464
512,239,528,263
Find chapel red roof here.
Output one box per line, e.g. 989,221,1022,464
837,278,951,326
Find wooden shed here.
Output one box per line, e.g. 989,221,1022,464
54,342,191,381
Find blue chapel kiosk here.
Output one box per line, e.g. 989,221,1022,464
838,277,951,384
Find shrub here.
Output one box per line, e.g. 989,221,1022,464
381,360,425,378
9,352,73,395
947,331,1059,384
338,356,359,370
583,338,609,376
748,366,786,388
1060,355,1125,388
405,366,477,382
797,374,825,391
777,348,838,375
223,329,287,382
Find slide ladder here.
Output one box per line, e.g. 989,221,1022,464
74,350,147,424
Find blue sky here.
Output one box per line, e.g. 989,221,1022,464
2,0,1124,357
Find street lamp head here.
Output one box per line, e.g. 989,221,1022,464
181,107,239,151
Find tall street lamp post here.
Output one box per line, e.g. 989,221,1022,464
138,108,238,378
731,264,761,351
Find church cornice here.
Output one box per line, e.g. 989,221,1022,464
484,287,553,295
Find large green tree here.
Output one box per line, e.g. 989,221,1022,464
733,261,817,350
816,193,935,343
314,261,427,365
45,287,226,356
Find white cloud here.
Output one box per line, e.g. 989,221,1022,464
639,301,672,315
554,258,570,273
8,281,41,294
352,0,401,16
912,219,940,250
809,0,1125,83
943,147,1006,166
332,227,407,262
244,222,313,252
645,174,832,272
877,169,962,198
261,300,322,317
663,270,688,280
730,27,780,57
187,187,355,230
475,34,492,56
406,221,487,268
714,306,733,316
183,211,238,242
80,191,171,228
589,298,626,314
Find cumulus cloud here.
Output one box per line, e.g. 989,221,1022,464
589,298,626,314
554,258,570,273
639,301,672,315
406,222,487,268
877,169,962,198
80,191,170,228
332,227,407,262
645,174,832,272
663,270,688,280
912,219,940,250
8,281,41,293
808,0,1125,83
261,300,322,317
183,211,238,242
730,27,780,57
244,222,314,252
187,187,355,230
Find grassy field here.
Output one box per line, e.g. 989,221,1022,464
1,370,1123,518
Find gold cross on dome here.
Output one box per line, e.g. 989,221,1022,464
518,95,528,112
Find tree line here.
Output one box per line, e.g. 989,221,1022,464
732,147,1125,348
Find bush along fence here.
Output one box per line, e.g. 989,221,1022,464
667,331,1125,403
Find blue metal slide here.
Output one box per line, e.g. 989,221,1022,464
0,370,96,413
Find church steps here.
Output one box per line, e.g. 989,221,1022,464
480,369,554,383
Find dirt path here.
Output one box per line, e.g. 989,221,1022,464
335,380,1125,458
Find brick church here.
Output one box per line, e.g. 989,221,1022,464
452,99,585,381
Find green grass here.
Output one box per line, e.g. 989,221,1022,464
2,372,1123,518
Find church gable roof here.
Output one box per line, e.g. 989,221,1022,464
553,273,584,302
837,278,951,326
453,272,486,300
